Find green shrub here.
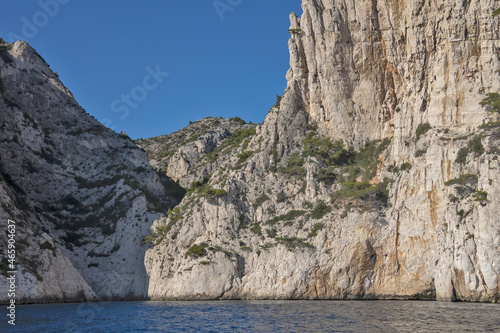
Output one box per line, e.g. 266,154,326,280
454,136,484,164
274,95,283,108
310,201,332,219
400,163,412,171
334,181,374,199
467,135,484,155
303,201,313,209
314,167,337,185
141,234,155,245
167,207,182,220
479,121,500,129
238,214,247,229
308,223,324,237
416,123,431,141
0,41,13,51
480,92,500,113
242,139,250,151
455,147,469,164
188,177,226,200
279,153,305,178
155,226,168,235
142,222,178,246
229,116,246,125
207,128,256,162
303,133,351,166
275,237,314,251
276,192,286,203
333,178,392,206
415,149,427,157
388,165,399,173
186,243,208,257
237,150,253,163
348,138,391,180
188,175,210,193
201,188,227,200
444,174,478,186
250,223,262,235
374,178,392,205
254,194,269,207
473,191,488,202
266,228,277,238
340,203,353,218
210,245,231,257
266,210,305,226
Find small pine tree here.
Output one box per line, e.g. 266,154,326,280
480,93,500,113
274,95,282,108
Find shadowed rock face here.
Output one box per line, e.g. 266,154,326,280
0,41,179,303
142,0,500,303
1,0,500,304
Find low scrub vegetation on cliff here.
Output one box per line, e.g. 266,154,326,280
207,128,256,162
332,178,392,207
445,174,478,186
187,175,227,200
266,210,305,226
185,243,209,257
309,201,331,219
275,237,314,251
303,132,351,166
307,222,325,237
455,135,484,164
416,123,432,141
279,153,306,178
480,92,500,113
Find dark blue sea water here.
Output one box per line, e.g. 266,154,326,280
1,300,499,332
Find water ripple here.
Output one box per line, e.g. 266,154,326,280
1,300,499,332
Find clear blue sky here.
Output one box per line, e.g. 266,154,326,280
0,1,303,139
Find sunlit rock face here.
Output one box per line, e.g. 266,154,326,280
144,0,500,303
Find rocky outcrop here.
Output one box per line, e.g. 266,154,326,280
138,117,256,188
143,0,500,302
0,41,180,303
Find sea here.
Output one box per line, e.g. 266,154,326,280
1,300,499,332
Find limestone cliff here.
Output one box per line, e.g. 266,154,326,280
0,40,181,303
1,0,499,304
143,0,500,302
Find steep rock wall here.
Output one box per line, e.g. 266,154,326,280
145,0,500,302
0,41,179,303
287,0,500,145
